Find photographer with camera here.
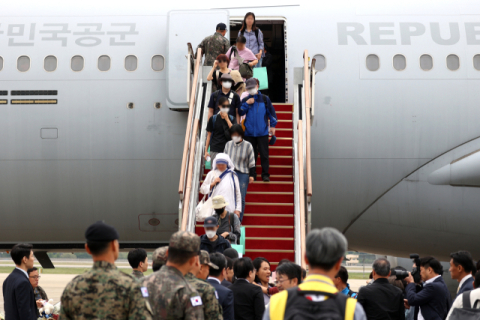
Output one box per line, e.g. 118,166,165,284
405,256,452,320
357,258,405,320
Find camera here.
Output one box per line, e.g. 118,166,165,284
391,254,422,283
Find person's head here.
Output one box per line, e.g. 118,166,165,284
234,257,255,282
305,228,347,278
225,256,235,282
167,231,201,274
84,221,120,261
229,124,244,144
193,250,218,280
224,248,239,260
128,248,148,272
209,253,227,281
475,270,480,289
203,216,219,239
216,54,230,69
214,155,228,172
152,246,168,272
11,243,34,269
276,263,301,291
449,251,474,281
241,12,257,31
216,22,227,37
236,35,247,51
245,78,259,96
27,267,40,288
333,266,349,290
278,259,291,267
253,257,271,284
372,258,391,280
211,195,228,216
219,73,234,91
419,256,443,281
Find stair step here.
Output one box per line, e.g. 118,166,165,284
269,147,293,156
246,192,293,203
271,137,292,147
242,214,294,225
276,112,293,120
204,165,292,176
244,250,295,263
247,182,293,192
275,128,293,138
257,156,292,166
202,174,292,181
272,104,293,112
245,203,294,214
275,120,293,129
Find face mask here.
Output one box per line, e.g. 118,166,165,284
221,108,230,114
214,208,225,214
222,82,232,89
232,136,241,143
206,231,216,239
248,88,257,95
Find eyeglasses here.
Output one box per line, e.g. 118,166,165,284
30,276,41,279
276,278,291,284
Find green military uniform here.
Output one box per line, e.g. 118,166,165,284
152,246,168,272
197,32,231,66
185,273,223,320
132,270,145,280
34,286,48,301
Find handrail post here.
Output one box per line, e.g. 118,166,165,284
303,50,313,198
298,120,306,269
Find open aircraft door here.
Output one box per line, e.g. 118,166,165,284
166,10,229,110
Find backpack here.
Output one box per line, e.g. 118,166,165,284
213,90,234,107
228,46,253,79
227,212,239,244
449,291,480,320
211,113,235,142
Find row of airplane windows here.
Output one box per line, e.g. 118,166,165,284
0,55,165,73
314,53,480,72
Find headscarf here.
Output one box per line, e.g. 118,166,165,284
212,153,235,172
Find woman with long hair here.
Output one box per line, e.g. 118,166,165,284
238,12,265,68
253,257,273,305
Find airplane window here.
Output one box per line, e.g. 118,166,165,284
125,55,138,71
393,54,406,71
420,54,433,71
44,56,57,72
151,55,165,72
98,55,111,72
0,56,3,71
313,54,326,71
366,54,379,71
474,55,480,71
17,56,30,72
71,55,84,72
446,54,460,71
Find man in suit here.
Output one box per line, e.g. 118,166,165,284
2,243,39,320
357,258,405,320
222,256,234,287
405,256,452,320
228,257,265,320
449,251,475,296
208,253,234,320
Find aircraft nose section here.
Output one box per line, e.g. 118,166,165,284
428,165,451,185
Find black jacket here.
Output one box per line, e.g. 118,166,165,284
358,277,405,320
2,268,39,320
405,276,452,320
200,234,231,254
207,278,234,320
228,279,265,320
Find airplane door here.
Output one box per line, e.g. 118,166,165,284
167,10,229,110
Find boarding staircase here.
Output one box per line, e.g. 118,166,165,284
178,44,315,270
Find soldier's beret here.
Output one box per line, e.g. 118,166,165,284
85,221,119,241
169,231,200,253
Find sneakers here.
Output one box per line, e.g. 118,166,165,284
262,176,270,182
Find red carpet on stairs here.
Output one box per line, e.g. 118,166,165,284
196,103,295,270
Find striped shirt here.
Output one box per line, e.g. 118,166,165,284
224,139,255,174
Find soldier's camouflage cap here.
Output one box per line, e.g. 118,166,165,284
169,231,200,253
199,250,218,269
152,246,168,265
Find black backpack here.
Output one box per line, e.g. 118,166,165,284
449,291,480,320
282,289,350,320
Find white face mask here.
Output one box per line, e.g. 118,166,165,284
232,136,241,143
248,88,258,95
221,108,230,114
205,231,216,239
222,82,232,89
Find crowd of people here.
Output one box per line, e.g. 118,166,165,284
3,221,480,320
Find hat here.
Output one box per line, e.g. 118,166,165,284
199,250,219,269
152,246,168,265
211,195,228,209
219,73,234,83
216,23,227,31
204,216,218,228
169,231,200,253
245,78,257,89
269,135,276,145
85,221,119,241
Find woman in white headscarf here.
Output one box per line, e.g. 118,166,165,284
200,153,242,217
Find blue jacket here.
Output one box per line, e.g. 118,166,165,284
457,276,474,296
207,278,235,320
239,91,277,137
200,234,231,254
405,276,452,320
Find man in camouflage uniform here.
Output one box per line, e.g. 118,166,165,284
197,23,231,66
152,246,168,272
59,221,153,320
185,251,223,320
143,231,204,319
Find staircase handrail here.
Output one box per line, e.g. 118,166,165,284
303,50,313,198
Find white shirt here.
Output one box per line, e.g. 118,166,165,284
200,169,242,213
418,275,442,320
207,276,221,284
458,274,473,292
446,288,480,319
15,267,29,279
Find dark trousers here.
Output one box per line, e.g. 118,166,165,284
244,135,269,178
